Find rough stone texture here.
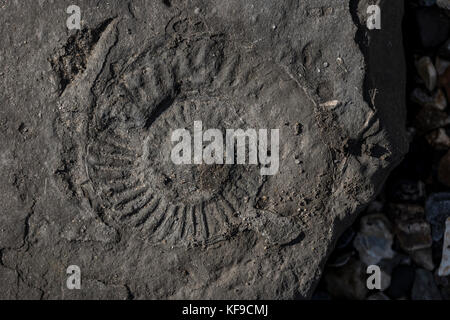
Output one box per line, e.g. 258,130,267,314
0,0,407,299
324,258,369,300
411,269,442,300
438,217,450,276
437,0,450,11
353,214,395,265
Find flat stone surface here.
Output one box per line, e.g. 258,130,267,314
0,0,407,299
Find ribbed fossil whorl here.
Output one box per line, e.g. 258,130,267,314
55,18,312,247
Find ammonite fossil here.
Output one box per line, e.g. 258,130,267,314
55,18,330,248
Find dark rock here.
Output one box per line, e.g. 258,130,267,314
414,105,450,133
438,150,450,187
410,87,447,111
336,227,356,250
437,0,450,10
385,265,416,299
388,203,425,221
425,128,450,150
409,248,435,271
435,270,450,299
395,219,433,251
416,56,437,91
438,217,450,276
366,201,384,214
324,258,368,300
327,251,354,268
411,269,442,300
438,39,450,60
439,64,450,99
431,89,447,110
425,193,450,241
327,227,355,268
418,0,437,6
412,7,450,49
387,179,426,203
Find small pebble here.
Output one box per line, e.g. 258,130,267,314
353,214,395,265
425,193,450,241
425,128,450,149
395,219,433,251
416,56,438,92
438,217,450,276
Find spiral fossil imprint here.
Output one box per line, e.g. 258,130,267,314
56,19,309,247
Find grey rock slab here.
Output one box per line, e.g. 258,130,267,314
63,280,130,300
0,0,407,299
0,265,43,300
